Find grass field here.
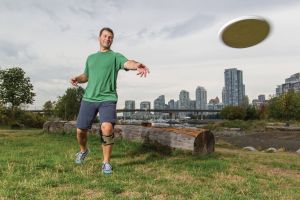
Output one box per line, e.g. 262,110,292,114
0,128,299,200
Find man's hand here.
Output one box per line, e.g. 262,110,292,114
136,63,150,77
70,74,88,86
124,60,150,77
70,77,78,86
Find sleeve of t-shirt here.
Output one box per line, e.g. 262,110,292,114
115,52,128,71
83,57,89,77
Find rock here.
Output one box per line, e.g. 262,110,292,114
242,146,257,151
296,149,300,154
64,121,77,133
43,121,67,133
224,127,241,131
265,147,277,153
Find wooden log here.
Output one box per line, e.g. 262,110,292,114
114,125,215,155
42,121,215,155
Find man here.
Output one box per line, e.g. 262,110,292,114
70,27,149,174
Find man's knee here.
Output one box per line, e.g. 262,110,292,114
100,122,114,145
101,122,114,135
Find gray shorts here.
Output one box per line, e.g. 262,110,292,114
76,100,117,130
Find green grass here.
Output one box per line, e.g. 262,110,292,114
0,129,300,200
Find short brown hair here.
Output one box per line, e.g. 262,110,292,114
99,27,114,37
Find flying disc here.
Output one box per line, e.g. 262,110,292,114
219,16,271,48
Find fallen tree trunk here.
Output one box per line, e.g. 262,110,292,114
43,121,215,155
115,125,214,155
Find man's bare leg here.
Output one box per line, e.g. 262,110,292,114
75,128,90,164
101,122,114,163
77,128,88,152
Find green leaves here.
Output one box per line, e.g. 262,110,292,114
0,67,35,108
268,91,300,120
54,87,84,120
220,106,247,120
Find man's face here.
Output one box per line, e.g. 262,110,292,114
99,30,113,49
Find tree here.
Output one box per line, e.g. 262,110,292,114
0,67,35,110
245,105,259,120
267,91,300,121
55,87,84,120
220,106,246,120
43,100,55,117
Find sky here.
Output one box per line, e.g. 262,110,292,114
0,0,300,109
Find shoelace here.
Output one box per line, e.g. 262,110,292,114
102,163,112,170
77,150,88,160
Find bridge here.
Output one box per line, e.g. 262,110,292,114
25,109,221,119
118,109,221,113
119,109,221,120
26,109,221,113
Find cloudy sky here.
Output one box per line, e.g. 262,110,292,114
1,0,299,109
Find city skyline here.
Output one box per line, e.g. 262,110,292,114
1,1,299,109
124,70,299,110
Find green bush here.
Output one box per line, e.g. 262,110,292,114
220,106,246,120
267,91,300,120
245,106,259,120
0,108,46,128
18,112,46,128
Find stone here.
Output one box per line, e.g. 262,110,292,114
43,121,67,133
64,121,77,133
265,147,277,153
242,146,257,151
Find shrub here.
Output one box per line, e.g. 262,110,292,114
220,106,246,120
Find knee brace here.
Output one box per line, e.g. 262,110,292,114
100,131,115,145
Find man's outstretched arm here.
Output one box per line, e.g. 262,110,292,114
70,74,88,86
124,60,150,77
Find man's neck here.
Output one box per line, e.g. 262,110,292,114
100,47,110,52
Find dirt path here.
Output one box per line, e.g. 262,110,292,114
216,131,300,151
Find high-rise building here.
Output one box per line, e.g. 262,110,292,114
285,73,300,83
209,97,220,104
179,90,190,109
222,87,227,104
154,95,165,117
252,94,266,108
223,68,245,106
207,96,223,117
154,95,165,110
276,85,283,96
140,101,151,110
195,86,207,110
276,73,300,95
179,90,190,118
175,100,179,109
189,100,196,115
124,100,135,119
134,101,152,120
258,95,265,102
168,99,175,109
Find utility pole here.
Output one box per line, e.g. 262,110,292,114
64,103,67,120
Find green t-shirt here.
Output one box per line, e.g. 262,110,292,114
82,50,128,102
